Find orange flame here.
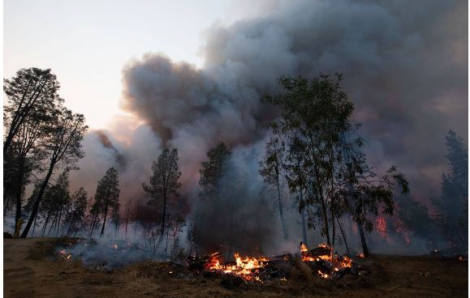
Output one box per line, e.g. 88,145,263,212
301,243,353,279
206,253,268,281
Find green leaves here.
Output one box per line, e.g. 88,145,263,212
262,74,410,246
143,148,182,204
199,143,231,196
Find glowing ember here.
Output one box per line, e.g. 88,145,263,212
301,243,353,279
318,270,329,278
113,244,118,249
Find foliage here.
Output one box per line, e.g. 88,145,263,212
432,130,468,252
199,143,231,196
262,75,409,255
20,103,88,238
143,148,181,236
65,187,88,235
92,167,121,237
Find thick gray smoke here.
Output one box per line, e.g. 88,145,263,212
121,0,467,201
71,0,466,255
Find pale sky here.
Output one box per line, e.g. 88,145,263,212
4,0,273,129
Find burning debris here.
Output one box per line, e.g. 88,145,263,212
186,242,368,284
299,242,360,280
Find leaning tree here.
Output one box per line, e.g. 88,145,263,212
21,105,87,238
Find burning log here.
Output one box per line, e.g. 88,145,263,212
187,251,221,271
300,241,331,261
299,242,356,280
187,242,364,283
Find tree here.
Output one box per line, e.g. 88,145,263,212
395,194,435,243
198,143,232,245
339,147,409,257
3,68,58,232
65,187,88,236
6,110,50,234
20,105,87,238
283,136,310,246
199,143,231,195
4,68,60,154
143,149,181,236
40,171,71,236
432,130,468,252
263,75,355,247
259,137,288,239
263,75,409,256
91,167,121,237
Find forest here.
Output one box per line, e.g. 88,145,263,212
3,68,468,262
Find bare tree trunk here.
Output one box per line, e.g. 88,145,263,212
331,205,336,249
320,200,331,246
314,168,331,246
42,212,51,236
133,203,141,238
31,215,38,237
89,214,98,237
55,210,62,237
357,221,370,257
47,213,57,236
125,199,131,238
337,218,350,255
21,162,55,238
276,178,288,240
161,192,167,236
67,216,76,236
301,208,308,247
114,215,119,237
14,157,26,234
100,201,109,237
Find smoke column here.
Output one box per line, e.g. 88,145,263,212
70,0,467,254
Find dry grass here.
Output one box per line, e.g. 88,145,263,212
28,237,81,260
7,238,467,298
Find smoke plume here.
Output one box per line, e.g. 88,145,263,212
71,0,466,254
120,0,467,200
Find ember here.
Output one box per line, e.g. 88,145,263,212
187,242,363,283
300,242,354,279
205,253,269,281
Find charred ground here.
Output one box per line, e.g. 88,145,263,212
4,238,467,298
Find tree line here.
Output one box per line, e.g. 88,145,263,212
4,68,467,256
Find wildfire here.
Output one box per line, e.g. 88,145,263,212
203,242,356,281
59,249,72,260
206,253,269,281
300,243,353,279
318,270,329,278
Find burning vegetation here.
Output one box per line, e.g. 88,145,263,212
183,242,368,284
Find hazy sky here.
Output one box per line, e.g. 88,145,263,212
4,0,273,128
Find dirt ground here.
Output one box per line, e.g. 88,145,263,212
4,238,468,298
